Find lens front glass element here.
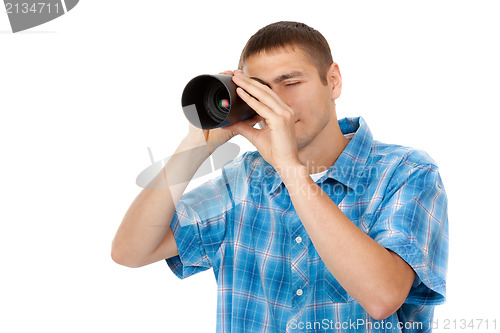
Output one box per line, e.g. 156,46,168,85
214,88,230,112
205,83,230,123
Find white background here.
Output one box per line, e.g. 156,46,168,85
1,1,499,332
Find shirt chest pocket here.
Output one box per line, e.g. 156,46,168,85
323,266,353,303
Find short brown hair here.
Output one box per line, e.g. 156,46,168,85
238,21,334,85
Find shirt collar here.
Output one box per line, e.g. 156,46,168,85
267,116,373,195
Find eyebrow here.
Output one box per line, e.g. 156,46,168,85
273,71,305,84
250,71,305,88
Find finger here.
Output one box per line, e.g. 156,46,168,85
257,119,268,129
219,70,234,75
236,87,274,120
227,120,261,146
242,114,264,127
233,74,291,115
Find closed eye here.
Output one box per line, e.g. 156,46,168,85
285,82,300,87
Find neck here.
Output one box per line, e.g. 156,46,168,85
297,114,350,174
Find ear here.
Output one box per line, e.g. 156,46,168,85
328,62,342,100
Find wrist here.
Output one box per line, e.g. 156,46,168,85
181,133,225,155
276,162,308,185
178,136,211,156
170,139,212,170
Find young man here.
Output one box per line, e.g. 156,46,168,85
112,21,448,332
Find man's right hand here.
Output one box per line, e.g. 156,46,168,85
111,70,263,268
183,70,263,155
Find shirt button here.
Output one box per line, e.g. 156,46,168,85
295,236,302,244
296,289,303,296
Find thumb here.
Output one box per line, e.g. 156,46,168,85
228,121,261,145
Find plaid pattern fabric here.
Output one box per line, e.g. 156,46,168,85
166,117,448,333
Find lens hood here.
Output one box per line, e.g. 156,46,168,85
181,74,256,129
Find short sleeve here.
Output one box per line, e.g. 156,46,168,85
368,159,449,305
166,167,235,280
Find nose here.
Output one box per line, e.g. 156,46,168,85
273,89,295,114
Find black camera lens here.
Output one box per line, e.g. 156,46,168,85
181,74,256,129
204,83,231,122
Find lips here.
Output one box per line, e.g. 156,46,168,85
5,0,79,33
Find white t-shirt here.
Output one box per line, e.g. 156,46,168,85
309,169,328,182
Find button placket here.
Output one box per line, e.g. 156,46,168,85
291,234,308,309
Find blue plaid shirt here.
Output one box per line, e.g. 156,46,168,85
166,117,448,332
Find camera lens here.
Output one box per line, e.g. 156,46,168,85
204,83,231,123
182,74,256,129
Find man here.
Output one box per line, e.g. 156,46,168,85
112,21,448,332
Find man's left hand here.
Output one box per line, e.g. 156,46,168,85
227,70,302,172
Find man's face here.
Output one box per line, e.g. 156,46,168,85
241,46,338,150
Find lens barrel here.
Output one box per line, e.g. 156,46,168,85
181,74,256,129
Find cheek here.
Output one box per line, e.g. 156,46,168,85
292,90,326,120
278,84,329,122
281,87,312,112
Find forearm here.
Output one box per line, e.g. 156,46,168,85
112,139,211,266
279,164,413,319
